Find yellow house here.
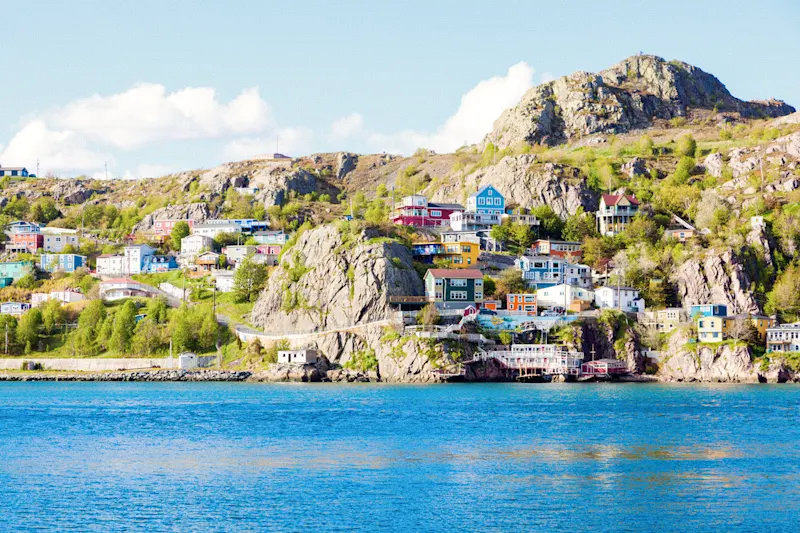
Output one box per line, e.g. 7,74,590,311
411,241,480,269
697,314,774,343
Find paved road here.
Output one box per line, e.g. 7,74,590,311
229,318,397,343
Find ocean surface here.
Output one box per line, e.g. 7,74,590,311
1,383,799,532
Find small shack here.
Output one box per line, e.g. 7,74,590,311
580,358,628,376
178,352,198,370
278,349,318,365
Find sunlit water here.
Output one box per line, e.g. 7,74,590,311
1,383,799,532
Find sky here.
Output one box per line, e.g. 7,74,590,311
0,0,798,179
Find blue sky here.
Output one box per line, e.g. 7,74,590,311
1,0,798,178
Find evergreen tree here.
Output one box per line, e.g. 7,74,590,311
131,318,164,356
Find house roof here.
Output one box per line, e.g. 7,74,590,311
668,214,697,231
469,184,500,199
601,194,640,206
425,268,483,280
0,167,27,172
597,285,639,292
429,202,464,210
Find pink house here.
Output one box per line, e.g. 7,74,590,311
393,195,464,228
152,219,195,238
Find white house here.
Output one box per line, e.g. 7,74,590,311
766,322,800,353
563,264,592,289
214,270,235,293
222,245,258,265
192,222,242,239
180,234,215,261
535,284,594,310
96,254,125,276
123,244,156,275
278,349,318,365
594,286,645,313
31,289,84,307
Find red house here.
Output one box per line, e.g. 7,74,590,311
393,195,464,228
151,219,195,238
531,239,583,260
256,244,282,256
9,232,43,254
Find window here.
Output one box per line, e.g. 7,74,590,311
478,198,485,205
450,291,467,300
495,198,501,206
450,279,467,287
475,279,482,286
487,189,493,196
524,295,534,302
430,210,441,217
474,292,483,300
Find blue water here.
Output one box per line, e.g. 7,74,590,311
1,383,799,532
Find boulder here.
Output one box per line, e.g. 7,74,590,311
52,180,106,205
621,157,648,178
703,152,724,178
132,202,211,234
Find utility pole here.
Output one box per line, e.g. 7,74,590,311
105,161,108,181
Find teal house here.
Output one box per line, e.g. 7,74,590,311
424,268,484,304
0,260,34,282
466,185,505,215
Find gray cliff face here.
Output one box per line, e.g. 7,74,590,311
132,202,211,234
335,152,358,180
251,224,423,334
430,155,598,219
486,55,795,148
250,166,316,206
673,250,759,314
656,331,791,383
52,180,107,205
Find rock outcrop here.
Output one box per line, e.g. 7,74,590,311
335,152,358,180
52,180,106,205
703,152,724,178
486,55,794,148
249,224,446,382
673,250,760,313
621,157,648,178
132,202,211,234
431,155,599,218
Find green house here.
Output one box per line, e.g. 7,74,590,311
424,268,484,304
0,261,34,282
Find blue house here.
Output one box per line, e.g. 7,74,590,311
5,220,41,235
142,255,178,273
515,255,566,289
690,304,728,318
0,260,34,281
467,185,505,215
0,167,30,178
39,254,87,273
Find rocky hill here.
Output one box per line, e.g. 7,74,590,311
486,54,794,148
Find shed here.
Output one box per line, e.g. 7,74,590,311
178,352,198,370
278,349,318,365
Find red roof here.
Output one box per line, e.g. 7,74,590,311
426,268,483,279
602,194,640,206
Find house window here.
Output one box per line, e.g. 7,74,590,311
450,279,467,287
495,198,501,206
451,291,467,300
474,292,483,300
478,198,485,205
430,210,441,217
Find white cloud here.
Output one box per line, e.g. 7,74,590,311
51,84,272,149
330,113,365,139
1,120,109,174
338,62,535,154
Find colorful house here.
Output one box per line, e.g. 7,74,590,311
0,260,34,281
423,269,484,305
252,231,290,245
5,221,40,234
411,241,480,268
531,239,583,260
39,253,87,273
563,264,592,289
151,219,195,238
8,232,43,254
393,195,464,228
180,234,215,261
664,214,697,242
221,245,258,265
467,185,505,214
141,255,178,273
698,314,774,343
0,167,30,177
196,251,221,272
596,194,640,236
506,293,537,314
515,255,566,289
690,304,728,318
